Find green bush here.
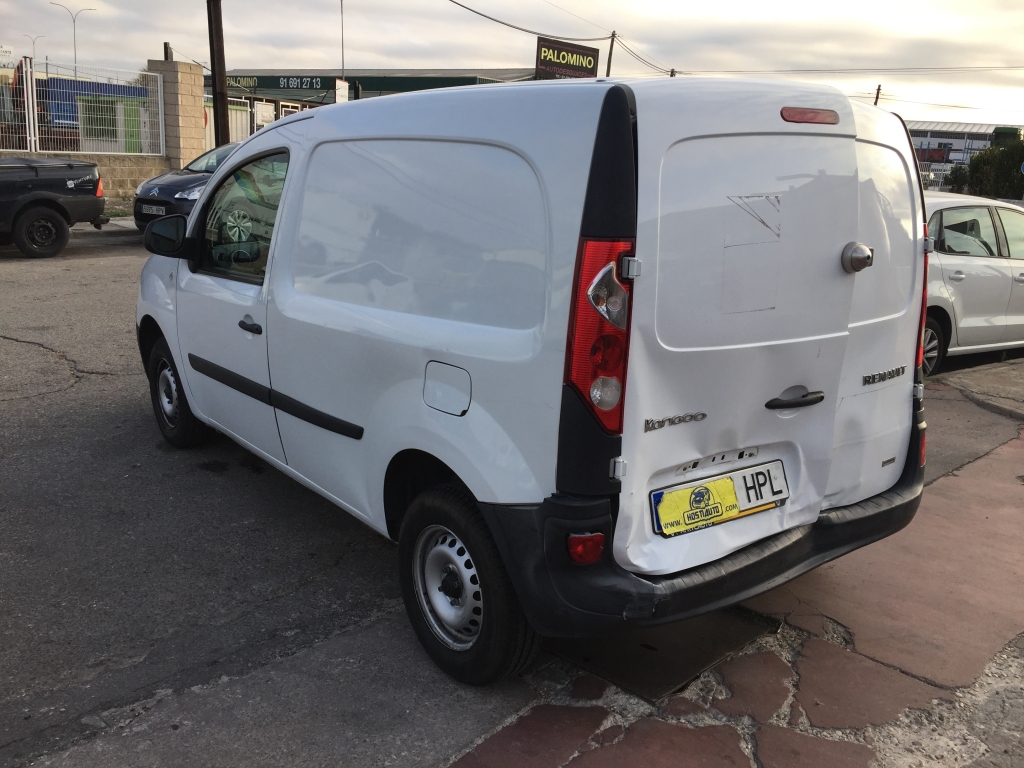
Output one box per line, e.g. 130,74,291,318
967,142,1024,198
946,164,969,194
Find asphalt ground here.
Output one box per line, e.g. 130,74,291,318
1,224,1022,767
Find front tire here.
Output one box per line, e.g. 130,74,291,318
399,484,539,685
13,206,70,258
147,337,210,448
923,316,946,376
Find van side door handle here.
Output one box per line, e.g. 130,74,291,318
1015,273,1024,284
948,271,966,283
238,319,263,335
765,391,825,409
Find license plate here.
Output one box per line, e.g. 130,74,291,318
651,461,790,538
141,204,165,215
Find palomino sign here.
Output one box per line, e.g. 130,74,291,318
535,37,600,80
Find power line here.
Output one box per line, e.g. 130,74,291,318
171,46,210,72
685,64,1024,75
535,0,610,33
447,0,610,41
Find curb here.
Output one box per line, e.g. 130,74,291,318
956,388,1024,423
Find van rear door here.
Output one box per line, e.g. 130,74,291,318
618,80,862,576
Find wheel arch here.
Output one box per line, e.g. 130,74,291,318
383,449,473,541
13,197,72,227
137,314,165,370
927,304,953,351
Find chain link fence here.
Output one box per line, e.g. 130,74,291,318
1,57,163,154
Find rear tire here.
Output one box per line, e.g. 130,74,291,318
147,337,210,448
399,484,539,685
923,316,946,376
13,206,70,258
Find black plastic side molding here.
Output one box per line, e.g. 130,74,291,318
556,385,622,495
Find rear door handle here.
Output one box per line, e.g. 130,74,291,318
238,319,263,335
948,271,966,282
765,391,825,410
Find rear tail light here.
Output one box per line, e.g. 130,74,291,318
566,238,635,434
781,107,840,125
567,532,605,565
916,225,930,370
95,176,104,197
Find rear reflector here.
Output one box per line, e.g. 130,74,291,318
566,238,635,434
919,431,927,467
780,107,840,125
567,532,605,565
96,176,104,197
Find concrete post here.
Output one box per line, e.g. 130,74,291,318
146,59,205,170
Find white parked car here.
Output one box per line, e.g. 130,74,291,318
137,77,928,684
923,192,1024,374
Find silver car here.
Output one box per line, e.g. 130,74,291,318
924,192,1024,375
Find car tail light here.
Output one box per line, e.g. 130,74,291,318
95,176,103,197
919,431,927,467
780,107,840,125
567,532,605,565
566,238,635,434
916,225,930,370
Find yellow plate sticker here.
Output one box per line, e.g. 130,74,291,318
651,461,789,537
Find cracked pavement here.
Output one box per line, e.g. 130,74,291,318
2,225,1024,767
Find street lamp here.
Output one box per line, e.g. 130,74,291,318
22,34,45,61
49,3,95,79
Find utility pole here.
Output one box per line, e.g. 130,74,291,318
49,3,95,80
874,84,882,106
606,31,616,77
206,0,230,147
22,35,45,61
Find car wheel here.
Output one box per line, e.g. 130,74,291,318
922,316,946,376
223,208,253,242
399,484,539,685
13,206,70,258
147,337,210,448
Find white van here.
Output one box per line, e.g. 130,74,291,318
137,77,928,684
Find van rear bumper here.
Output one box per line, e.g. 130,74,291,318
479,405,926,637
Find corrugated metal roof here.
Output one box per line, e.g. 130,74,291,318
905,121,1024,134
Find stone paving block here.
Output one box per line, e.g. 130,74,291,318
748,435,1024,689
714,652,793,722
570,674,608,701
663,695,707,717
453,705,607,768
567,719,748,768
756,725,875,768
795,639,947,729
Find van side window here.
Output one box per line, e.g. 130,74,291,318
928,211,941,249
200,152,289,283
997,208,1024,259
292,140,547,330
938,207,998,257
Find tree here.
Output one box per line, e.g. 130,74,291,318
967,142,1024,199
946,164,969,194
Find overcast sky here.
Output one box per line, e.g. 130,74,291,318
4,0,1023,125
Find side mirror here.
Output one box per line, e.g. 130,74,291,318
144,215,189,257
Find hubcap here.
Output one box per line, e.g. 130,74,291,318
27,217,57,248
224,209,253,242
157,363,179,425
412,525,483,651
922,327,940,375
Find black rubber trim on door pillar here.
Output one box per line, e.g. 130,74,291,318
556,84,636,495
187,354,364,440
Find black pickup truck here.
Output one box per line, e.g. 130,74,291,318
0,157,108,258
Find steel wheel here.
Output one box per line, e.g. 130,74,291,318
224,209,253,242
412,525,483,651
922,325,941,376
156,362,179,426
26,217,58,248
